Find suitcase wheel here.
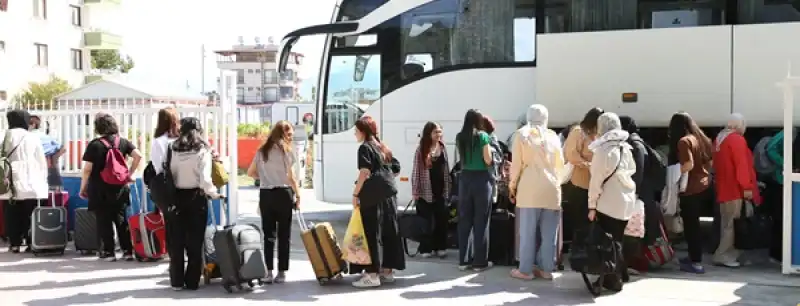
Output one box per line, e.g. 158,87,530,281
318,277,329,285
32,251,40,257
247,280,255,288
236,284,244,291
223,283,234,293
257,279,265,286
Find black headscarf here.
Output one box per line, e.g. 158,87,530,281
619,115,639,135
7,110,31,130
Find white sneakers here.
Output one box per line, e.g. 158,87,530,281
352,272,395,288
352,274,381,288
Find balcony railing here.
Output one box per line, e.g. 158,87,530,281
84,29,122,50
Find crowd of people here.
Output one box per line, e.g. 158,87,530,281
1,104,799,295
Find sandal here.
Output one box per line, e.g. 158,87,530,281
510,269,534,280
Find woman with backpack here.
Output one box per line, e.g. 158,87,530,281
763,127,799,262
247,120,301,284
167,117,222,291
587,112,637,292
350,116,404,288
79,114,142,261
1,110,48,253
712,113,761,268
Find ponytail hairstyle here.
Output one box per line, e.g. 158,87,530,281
355,116,392,162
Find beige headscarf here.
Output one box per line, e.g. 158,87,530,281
715,113,746,152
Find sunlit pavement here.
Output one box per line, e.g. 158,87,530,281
1,188,799,305
1,247,800,306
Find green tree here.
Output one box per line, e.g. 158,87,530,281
12,75,72,109
91,50,135,73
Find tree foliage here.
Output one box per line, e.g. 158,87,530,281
12,75,72,109
91,50,135,73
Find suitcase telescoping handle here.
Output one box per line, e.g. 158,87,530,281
294,209,311,231
208,196,230,227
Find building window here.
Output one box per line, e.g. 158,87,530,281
33,0,47,19
1,0,8,12
280,86,294,100
34,43,48,66
247,69,253,73
70,49,83,70
70,5,81,26
262,87,278,102
280,69,295,81
263,70,278,84
0,41,5,52
0,90,7,101
237,69,244,84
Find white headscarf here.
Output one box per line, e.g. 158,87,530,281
589,112,630,151
521,104,560,158
715,113,746,152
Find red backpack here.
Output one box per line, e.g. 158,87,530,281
98,136,129,185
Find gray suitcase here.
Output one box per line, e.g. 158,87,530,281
31,200,68,256
73,207,99,254
208,199,267,293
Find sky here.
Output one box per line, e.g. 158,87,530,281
118,0,338,99
116,0,537,101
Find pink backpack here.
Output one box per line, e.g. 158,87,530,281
98,136,129,185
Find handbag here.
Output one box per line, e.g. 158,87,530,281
569,221,618,275
211,160,229,188
357,144,398,205
734,200,772,250
398,200,433,256
149,147,177,212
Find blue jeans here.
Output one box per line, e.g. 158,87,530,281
518,207,561,274
457,170,493,267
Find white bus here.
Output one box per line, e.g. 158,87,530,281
279,0,800,204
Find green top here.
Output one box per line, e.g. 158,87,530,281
458,131,491,171
766,130,785,183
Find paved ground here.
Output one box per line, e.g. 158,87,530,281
1,188,800,306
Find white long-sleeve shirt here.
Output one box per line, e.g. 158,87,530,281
588,142,638,221
169,147,218,197
0,128,49,200
149,135,177,174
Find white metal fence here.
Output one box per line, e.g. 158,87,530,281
0,98,235,176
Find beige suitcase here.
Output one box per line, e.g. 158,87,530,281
296,211,347,285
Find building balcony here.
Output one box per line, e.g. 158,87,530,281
84,69,120,84
83,0,121,5
84,30,122,50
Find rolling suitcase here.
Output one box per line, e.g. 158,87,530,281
128,184,167,261
73,207,99,254
209,198,268,293
488,209,516,266
297,210,347,285
31,199,68,256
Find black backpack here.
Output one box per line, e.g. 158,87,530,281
149,147,177,211
630,138,667,191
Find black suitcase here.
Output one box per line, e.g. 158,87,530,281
73,207,99,254
31,200,68,256
207,199,268,293
488,209,516,266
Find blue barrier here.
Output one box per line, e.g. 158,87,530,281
61,177,229,231
792,182,800,266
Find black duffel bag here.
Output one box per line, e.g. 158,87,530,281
398,200,432,256
569,221,620,296
734,200,772,250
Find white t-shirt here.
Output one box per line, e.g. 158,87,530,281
149,135,177,174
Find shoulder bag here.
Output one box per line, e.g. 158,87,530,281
357,144,398,206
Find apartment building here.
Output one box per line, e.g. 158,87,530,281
214,38,304,105
0,0,122,103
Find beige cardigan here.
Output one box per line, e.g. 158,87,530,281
509,126,564,210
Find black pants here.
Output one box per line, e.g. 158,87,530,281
417,198,449,253
563,183,589,251
166,189,208,289
259,188,294,272
596,212,628,288
351,196,406,274
3,200,37,247
679,188,712,263
96,201,133,254
764,180,783,261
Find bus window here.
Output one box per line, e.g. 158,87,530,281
322,54,379,134
639,1,726,29
754,1,800,23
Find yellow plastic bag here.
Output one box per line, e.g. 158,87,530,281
342,209,371,265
